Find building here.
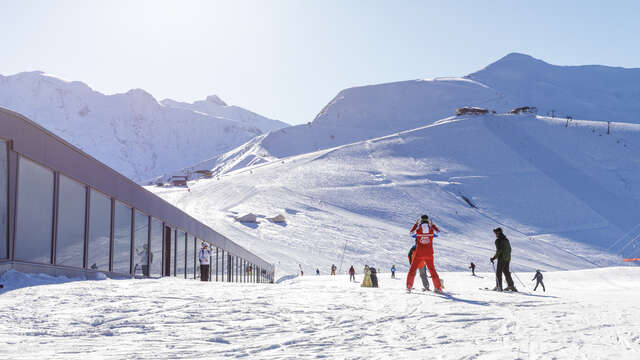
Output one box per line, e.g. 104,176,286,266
0,107,274,283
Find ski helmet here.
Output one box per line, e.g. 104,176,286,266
421,214,429,222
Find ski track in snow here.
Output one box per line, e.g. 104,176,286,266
1,268,639,359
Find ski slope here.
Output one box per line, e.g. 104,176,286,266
149,114,640,277
1,267,639,359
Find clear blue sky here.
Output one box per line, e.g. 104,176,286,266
1,0,638,125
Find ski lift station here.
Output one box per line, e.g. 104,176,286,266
0,107,274,283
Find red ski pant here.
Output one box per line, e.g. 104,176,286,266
407,256,441,290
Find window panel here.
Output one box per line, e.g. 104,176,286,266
112,201,132,274
15,156,53,263
0,140,7,259
150,218,163,277
88,189,110,271
133,210,149,276
56,175,86,267
176,230,185,278
186,234,194,279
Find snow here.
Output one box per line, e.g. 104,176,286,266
0,71,288,182
148,114,640,277
1,267,639,359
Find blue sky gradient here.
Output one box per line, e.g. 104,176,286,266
1,0,638,124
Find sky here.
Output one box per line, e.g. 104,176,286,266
1,0,639,125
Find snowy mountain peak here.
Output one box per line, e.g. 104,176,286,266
205,94,227,106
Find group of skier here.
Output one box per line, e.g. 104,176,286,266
404,214,546,293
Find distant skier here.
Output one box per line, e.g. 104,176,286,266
361,265,373,287
331,264,337,275
469,262,476,276
390,265,397,279
532,270,545,291
316,268,320,275
370,267,379,288
349,265,356,282
408,244,430,291
490,227,517,292
198,243,211,282
407,215,442,292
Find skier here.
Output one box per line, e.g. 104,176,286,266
135,244,150,277
349,265,356,282
331,264,337,275
370,267,379,288
198,243,211,282
532,270,545,291
316,268,320,275
490,227,517,292
390,265,397,279
408,244,430,291
469,262,476,276
407,215,442,292
361,265,373,287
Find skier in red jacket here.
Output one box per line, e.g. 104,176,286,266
407,214,443,292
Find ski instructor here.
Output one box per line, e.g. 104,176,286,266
407,215,443,293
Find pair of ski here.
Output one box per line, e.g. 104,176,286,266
479,287,524,294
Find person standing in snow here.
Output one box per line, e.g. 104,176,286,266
198,243,211,282
135,244,150,277
361,265,373,287
331,264,337,275
407,215,442,292
490,227,517,292
370,267,379,288
390,265,397,279
532,270,545,291
316,268,320,275
469,262,476,276
349,265,356,282
408,244,430,291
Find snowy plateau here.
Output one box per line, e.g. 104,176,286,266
0,71,288,182
2,53,640,359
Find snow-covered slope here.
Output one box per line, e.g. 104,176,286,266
0,71,288,182
149,114,640,276
3,267,640,359
468,53,640,122
191,54,640,179
161,96,288,133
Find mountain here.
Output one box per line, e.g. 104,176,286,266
160,96,288,134
186,53,640,179
468,52,640,122
149,113,640,276
0,71,288,182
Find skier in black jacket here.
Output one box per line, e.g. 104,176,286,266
370,267,379,288
490,227,517,292
532,270,545,291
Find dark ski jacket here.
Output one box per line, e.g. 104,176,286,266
532,271,543,281
493,234,512,262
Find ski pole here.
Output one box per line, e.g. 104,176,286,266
513,272,527,289
491,260,498,289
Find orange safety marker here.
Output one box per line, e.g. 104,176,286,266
623,258,640,262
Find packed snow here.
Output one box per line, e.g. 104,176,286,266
149,114,640,277
1,268,639,359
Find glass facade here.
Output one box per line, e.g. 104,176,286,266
150,217,163,277
112,200,132,274
133,210,149,276
0,139,7,259
15,156,54,263
186,234,194,279
88,189,110,271
56,175,86,267
176,230,185,278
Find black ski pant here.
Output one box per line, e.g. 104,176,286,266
534,280,545,291
419,266,430,290
495,259,514,290
391,271,395,279
349,274,355,282
200,265,210,281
